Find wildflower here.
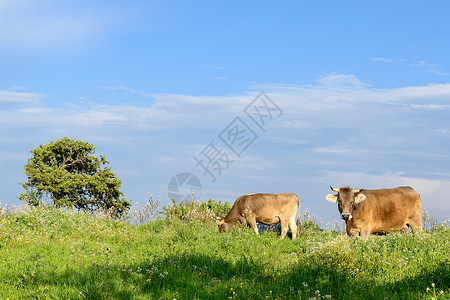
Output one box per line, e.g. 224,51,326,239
302,282,308,287
432,283,435,288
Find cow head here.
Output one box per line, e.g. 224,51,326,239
326,186,366,221
216,217,233,233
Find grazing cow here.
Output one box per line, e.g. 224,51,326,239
216,193,301,239
326,186,422,238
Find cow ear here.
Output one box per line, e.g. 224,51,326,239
355,193,366,203
326,194,338,203
216,217,224,225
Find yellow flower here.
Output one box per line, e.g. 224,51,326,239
427,288,430,292
230,288,233,291
432,283,435,288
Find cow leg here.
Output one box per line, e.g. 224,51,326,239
246,216,259,235
237,215,247,226
408,217,423,233
346,223,358,238
406,208,423,233
401,225,409,234
288,215,298,240
279,218,289,239
359,228,371,239
409,222,423,233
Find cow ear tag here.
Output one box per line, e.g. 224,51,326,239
355,194,366,203
216,217,224,225
326,194,338,203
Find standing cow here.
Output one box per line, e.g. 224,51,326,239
216,193,301,239
326,186,422,238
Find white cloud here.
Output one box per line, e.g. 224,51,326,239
371,57,398,64
0,91,250,134
3,75,449,141
275,120,314,130
315,147,352,154
315,73,369,88
18,107,53,114
268,136,311,145
0,90,43,104
411,103,450,109
371,56,449,76
99,86,153,99
388,84,450,102
201,64,225,70
155,156,176,163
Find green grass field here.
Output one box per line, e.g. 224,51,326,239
0,203,449,299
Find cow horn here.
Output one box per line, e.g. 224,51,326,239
330,186,340,192
352,189,361,193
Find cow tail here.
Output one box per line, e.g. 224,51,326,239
297,195,301,235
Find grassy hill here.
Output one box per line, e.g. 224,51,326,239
0,202,449,299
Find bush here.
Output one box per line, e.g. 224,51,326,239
300,208,322,231
162,198,231,223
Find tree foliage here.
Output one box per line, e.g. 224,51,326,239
19,137,131,218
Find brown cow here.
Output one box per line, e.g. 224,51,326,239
326,186,422,238
216,193,301,239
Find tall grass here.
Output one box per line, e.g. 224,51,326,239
132,193,161,226
0,201,449,299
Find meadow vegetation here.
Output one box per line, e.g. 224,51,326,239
0,199,449,299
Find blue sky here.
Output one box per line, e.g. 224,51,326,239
1,0,450,226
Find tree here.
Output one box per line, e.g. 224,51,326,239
19,137,131,218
